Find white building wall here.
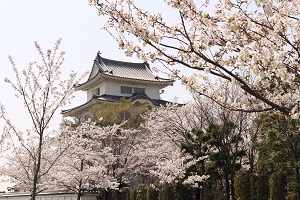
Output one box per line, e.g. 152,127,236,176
87,91,93,101
86,83,106,101
103,80,162,99
85,79,166,101
0,193,97,200
145,87,161,99
36,194,75,200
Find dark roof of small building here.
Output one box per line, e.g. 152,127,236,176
93,93,172,106
61,93,173,116
75,53,173,89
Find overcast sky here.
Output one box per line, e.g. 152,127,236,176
0,0,193,190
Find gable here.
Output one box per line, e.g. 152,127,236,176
88,64,99,80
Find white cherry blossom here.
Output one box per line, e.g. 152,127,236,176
89,0,300,116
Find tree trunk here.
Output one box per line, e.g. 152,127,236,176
195,187,200,200
200,162,205,200
77,162,84,200
105,190,108,200
77,193,81,200
230,173,236,200
31,133,44,200
295,167,300,200
225,175,230,200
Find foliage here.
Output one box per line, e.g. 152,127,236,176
85,1,300,196
0,125,7,165
90,0,300,117
269,172,287,200
1,135,67,191
0,39,85,200
146,185,158,200
51,120,142,199
136,184,147,200
203,119,246,200
234,170,254,200
173,182,194,200
126,188,131,200
82,98,153,187
111,190,118,200
130,187,138,200
180,128,210,199
131,182,194,200
159,183,175,200
139,103,209,184
255,112,300,199
50,122,121,200
254,173,269,200
139,92,253,198
90,97,149,128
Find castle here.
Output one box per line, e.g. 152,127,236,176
62,52,174,118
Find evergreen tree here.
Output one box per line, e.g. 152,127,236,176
256,113,300,199
205,120,246,200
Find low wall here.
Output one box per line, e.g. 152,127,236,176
0,191,98,200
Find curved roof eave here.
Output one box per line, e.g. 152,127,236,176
61,93,174,117
100,72,174,84
61,97,106,117
74,72,174,91
73,72,106,91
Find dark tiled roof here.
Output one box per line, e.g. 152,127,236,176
97,93,171,106
95,94,123,102
61,97,96,115
61,93,173,115
74,53,173,90
94,53,172,82
96,55,155,80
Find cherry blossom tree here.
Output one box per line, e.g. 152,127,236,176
0,119,7,155
1,133,67,192
50,122,120,200
53,120,143,198
89,0,300,117
92,122,141,188
137,81,256,199
0,39,85,200
193,82,257,200
136,103,210,185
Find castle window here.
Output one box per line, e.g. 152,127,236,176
121,86,132,94
134,87,145,93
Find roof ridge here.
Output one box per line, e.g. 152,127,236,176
98,55,147,67
97,54,110,72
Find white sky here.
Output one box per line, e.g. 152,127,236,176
0,0,193,190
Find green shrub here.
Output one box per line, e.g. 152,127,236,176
160,183,175,200
126,188,131,200
130,188,137,200
269,172,286,200
174,182,194,200
254,174,269,200
234,170,252,200
136,184,147,200
146,185,158,200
